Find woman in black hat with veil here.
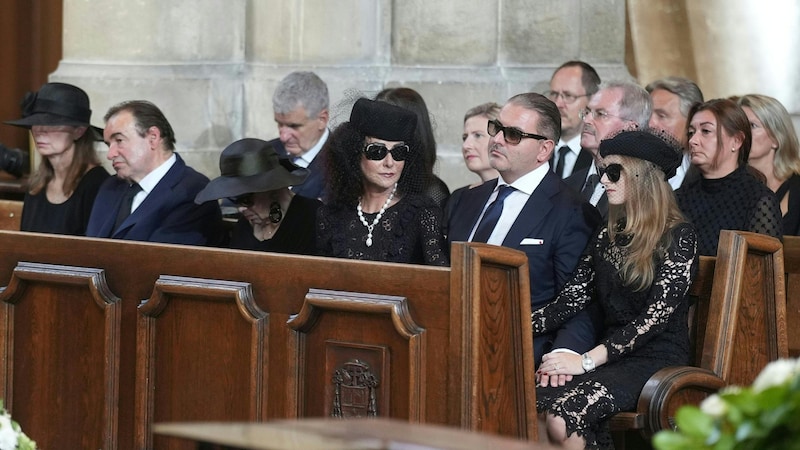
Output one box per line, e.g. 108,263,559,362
316,98,448,266
194,138,322,255
5,82,110,235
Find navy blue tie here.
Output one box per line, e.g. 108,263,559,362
472,185,515,243
114,183,142,231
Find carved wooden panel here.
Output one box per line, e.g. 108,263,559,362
287,289,425,422
0,262,120,450
135,275,267,450
447,243,536,439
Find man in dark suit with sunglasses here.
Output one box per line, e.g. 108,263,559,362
447,93,601,367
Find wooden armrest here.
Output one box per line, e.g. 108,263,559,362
634,365,725,437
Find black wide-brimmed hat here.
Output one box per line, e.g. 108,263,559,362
194,138,309,204
599,129,683,180
4,82,103,136
349,98,417,142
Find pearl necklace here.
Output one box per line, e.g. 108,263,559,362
357,183,397,247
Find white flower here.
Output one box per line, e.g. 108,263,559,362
0,414,18,450
752,358,800,393
700,393,727,418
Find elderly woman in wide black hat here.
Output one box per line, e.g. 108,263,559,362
317,98,448,265
195,138,321,255
4,82,109,235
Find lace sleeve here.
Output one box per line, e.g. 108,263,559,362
530,228,601,335
749,193,783,240
602,223,698,362
419,204,449,266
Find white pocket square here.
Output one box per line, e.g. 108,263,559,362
520,238,544,245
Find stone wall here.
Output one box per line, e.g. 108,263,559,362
55,0,632,189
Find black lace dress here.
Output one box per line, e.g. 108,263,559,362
317,194,449,266
675,165,782,256
532,222,698,449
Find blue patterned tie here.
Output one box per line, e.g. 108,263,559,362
472,185,515,243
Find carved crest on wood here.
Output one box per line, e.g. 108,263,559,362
331,359,379,418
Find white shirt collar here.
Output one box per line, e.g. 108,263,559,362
293,128,329,168
131,153,177,211
498,163,550,195
556,134,583,156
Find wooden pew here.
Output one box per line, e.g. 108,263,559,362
610,230,788,447
0,232,536,450
783,235,800,357
0,199,22,230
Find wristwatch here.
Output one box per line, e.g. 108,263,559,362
581,353,596,373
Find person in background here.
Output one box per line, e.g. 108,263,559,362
317,97,448,266
676,98,782,255
738,94,800,236
534,129,697,449
646,76,704,189
86,100,223,245
545,61,601,179
270,71,330,200
374,87,450,209
4,82,110,235
565,80,652,220
447,93,601,364
194,138,322,254
444,102,501,226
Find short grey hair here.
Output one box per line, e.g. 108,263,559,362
272,71,329,117
645,76,704,118
601,80,652,129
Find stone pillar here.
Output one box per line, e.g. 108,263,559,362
55,0,632,188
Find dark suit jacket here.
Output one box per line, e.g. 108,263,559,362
86,153,223,245
269,137,328,201
550,146,593,179
448,171,602,361
566,165,608,220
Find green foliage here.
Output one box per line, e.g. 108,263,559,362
654,359,800,450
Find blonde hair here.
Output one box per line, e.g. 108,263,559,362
607,156,686,291
738,94,800,180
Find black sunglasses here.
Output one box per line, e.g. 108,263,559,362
602,163,624,183
228,193,254,208
487,119,549,145
363,143,411,161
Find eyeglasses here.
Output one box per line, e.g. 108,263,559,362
579,108,631,122
363,143,411,161
601,163,624,183
487,119,549,145
228,193,254,208
544,90,588,104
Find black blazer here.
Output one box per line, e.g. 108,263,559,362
448,172,602,359
549,146,593,179
566,165,608,220
269,137,328,201
86,153,223,245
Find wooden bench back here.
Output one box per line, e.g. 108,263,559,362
700,230,788,385
783,235,800,357
0,232,536,449
0,200,22,230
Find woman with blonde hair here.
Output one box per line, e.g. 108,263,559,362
444,102,501,226
738,94,800,235
533,129,698,449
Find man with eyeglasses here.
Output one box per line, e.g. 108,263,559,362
447,93,602,367
545,61,601,179
565,80,653,219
